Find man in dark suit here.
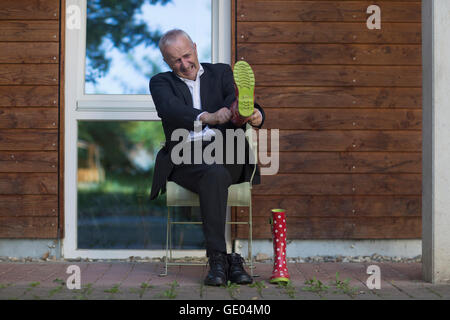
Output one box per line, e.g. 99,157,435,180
149,29,264,286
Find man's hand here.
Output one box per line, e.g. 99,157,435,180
199,107,232,125
248,109,263,127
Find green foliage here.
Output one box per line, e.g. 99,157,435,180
86,0,172,83
277,281,296,299
330,272,358,297
160,280,179,299
78,121,164,175
222,281,240,300
104,283,121,296
302,277,329,294
73,283,94,300
249,280,267,298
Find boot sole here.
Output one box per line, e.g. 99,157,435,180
233,61,255,118
269,277,291,284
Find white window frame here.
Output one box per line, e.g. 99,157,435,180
63,0,231,259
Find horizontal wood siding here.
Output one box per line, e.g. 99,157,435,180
0,0,60,238
232,0,422,240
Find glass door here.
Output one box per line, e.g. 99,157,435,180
64,0,230,259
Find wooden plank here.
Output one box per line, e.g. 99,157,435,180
237,1,421,22
0,195,57,217
260,130,422,152
252,173,422,195
0,0,59,20
252,65,422,87
0,42,59,63
0,86,58,107
231,0,236,65
0,129,57,150
262,108,422,130
262,151,421,173
0,217,58,238
0,151,57,172
254,87,422,109
0,64,58,85
238,43,421,65
0,21,59,41
0,173,57,194
237,195,421,217
238,22,421,44
0,108,58,129
236,216,421,239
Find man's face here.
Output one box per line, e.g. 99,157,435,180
163,36,200,81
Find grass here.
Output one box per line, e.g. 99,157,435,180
48,278,66,298
104,284,121,294
73,283,94,300
277,281,297,299
249,281,267,299
222,281,240,300
302,276,329,294
129,282,153,299
158,280,179,299
330,272,358,297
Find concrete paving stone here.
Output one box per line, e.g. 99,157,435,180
303,263,354,300
95,262,134,286
318,263,371,297
120,263,156,287
77,263,112,285
1,262,450,300
366,263,421,299
202,286,235,300
174,265,207,286
18,263,70,287
0,286,27,300
0,263,36,284
336,262,393,299
426,284,450,299
0,264,17,281
384,262,422,281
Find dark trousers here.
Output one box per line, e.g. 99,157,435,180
168,139,244,256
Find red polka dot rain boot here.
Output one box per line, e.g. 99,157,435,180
269,209,291,284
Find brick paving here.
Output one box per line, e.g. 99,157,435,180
0,261,448,300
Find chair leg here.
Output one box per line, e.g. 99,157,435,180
160,207,171,277
249,201,254,277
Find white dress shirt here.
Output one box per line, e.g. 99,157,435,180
177,64,216,142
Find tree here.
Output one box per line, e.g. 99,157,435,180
85,0,172,84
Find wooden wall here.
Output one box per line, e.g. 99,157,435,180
232,0,422,240
0,0,62,238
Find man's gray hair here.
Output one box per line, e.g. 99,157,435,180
158,29,194,54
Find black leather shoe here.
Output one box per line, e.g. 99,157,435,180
204,252,228,286
227,253,253,284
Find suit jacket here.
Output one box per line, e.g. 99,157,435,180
149,62,265,200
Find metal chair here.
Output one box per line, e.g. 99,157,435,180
160,124,257,276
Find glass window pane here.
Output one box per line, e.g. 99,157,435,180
77,121,205,250
85,0,212,94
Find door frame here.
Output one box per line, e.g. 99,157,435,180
62,0,231,259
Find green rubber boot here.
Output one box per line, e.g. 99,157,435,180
233,60,255,118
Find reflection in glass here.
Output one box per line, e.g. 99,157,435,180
85,0,212,94
77,121,205,249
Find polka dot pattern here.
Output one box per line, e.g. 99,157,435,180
270,210,290,281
